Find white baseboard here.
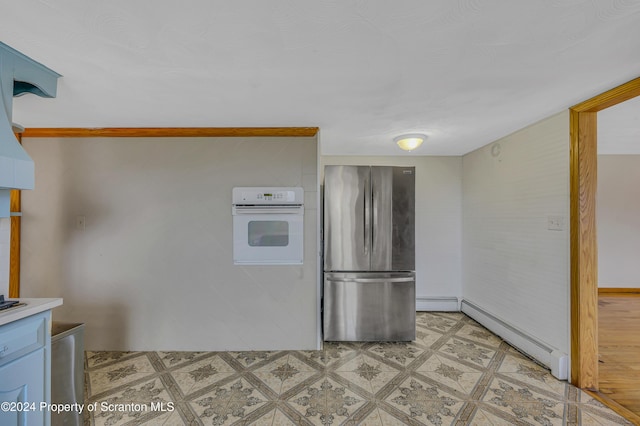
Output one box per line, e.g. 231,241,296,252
416,296,460,312
461,299,568,380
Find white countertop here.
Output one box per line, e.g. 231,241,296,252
0,298,63,327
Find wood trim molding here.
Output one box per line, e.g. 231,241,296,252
570,109,598,389
571,77,640,113
570,75,640,390
22,127,319,138
598,288,640,295
9,215,20,298
9,132,22,298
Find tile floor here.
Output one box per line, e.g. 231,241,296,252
83,312,633,425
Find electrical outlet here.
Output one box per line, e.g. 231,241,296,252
547,216,564,231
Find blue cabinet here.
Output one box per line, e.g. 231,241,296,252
0,311,51,426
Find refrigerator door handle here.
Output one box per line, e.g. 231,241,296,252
363,176,371,258
371,179,376,251
325,277,414,283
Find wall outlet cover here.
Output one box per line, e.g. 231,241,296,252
547,216,564,231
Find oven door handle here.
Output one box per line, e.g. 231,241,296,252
232,206,304,215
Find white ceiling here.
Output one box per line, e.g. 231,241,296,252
3,1,640,155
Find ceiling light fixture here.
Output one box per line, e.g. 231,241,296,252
394,133,426,151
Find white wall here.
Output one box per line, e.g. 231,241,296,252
597,155,640,288
462,110,570,358
321,156,462,310
21,136,318,351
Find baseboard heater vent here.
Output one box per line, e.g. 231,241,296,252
461,299,568,380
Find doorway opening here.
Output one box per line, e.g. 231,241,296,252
570,77,640,406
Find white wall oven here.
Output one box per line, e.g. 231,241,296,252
232,187,304,265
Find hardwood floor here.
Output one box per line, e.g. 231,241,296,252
598,293,640,418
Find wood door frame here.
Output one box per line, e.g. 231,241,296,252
570,76,640,388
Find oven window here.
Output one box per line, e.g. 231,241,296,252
248,221,289,246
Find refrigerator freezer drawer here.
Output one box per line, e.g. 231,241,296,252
323,272,416,341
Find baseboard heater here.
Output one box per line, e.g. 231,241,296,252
461,299,568,380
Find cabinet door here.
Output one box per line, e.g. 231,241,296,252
0,348,46,426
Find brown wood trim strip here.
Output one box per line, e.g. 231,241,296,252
598,287,640,295
9,132,22,298
570,109,599,389
9,216,20,298
582,390,640,425
571,76,640,112
22,127,319,138
9,189,20,213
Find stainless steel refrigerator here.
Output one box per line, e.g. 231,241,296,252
323,165,415,341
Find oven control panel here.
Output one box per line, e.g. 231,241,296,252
232,187,303,204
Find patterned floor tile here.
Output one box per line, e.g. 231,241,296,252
468,405,520,425
159,410,188,425
416,312,460,332
415,354,484,395
170,356,237,396
81,312,639,426
300,341,358,367
335,355,387,394
377,406,414,426
335,353,403,395
455,323,503,348
92,408,174,426
367,342,426,367
270,407,313,425
87,355,158,397
482,377,566,425
156,410,190,426
361,353,406,372
244,407,276,426
190,378,269,425
88,378,173,426
497,352,567,397
85,351,141,369
227,351,278,368
286,376,367,425
355,406,385,425
157,351,208,368
383,376,465,425
415,325,446,348
333,370,374,395
252,354,319,396
438,337,497,368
